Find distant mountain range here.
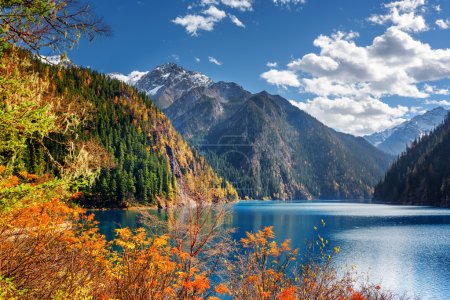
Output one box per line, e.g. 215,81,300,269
374,111,450,207
365,107,449,156
112,64,393,200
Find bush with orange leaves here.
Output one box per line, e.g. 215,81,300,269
0,198,109,299
0,164,411,300
219,225,406,300
222,226,298,299
0,164,218,300
103,181,233,300
104,227,213,300
0,168,409,300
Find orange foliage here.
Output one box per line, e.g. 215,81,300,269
277,286,298,300
0,170,400,300
351,291,366,300
0,198,109,299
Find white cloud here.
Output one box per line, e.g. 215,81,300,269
176,0,309,35
436,19,450,29
204,5,227,19
261,0,450,135
172,15,218,36
290,97,409,136
195,57,201,63
221,0,253,11
273,0,306,6
385,0,426,12
172,6,226,36
409,106,426,114
229,14,245,27
208,56,223,65
288,53,339,73
274,27,446,99
260,69,300,88
423,84,449,95
368,0,428,32
424,99,450,106
201,0,218,5
266,61,278,68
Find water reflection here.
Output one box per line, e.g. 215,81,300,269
93,201,450,300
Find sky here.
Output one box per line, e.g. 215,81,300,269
66,0,450,136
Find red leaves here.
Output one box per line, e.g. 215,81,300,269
277,286,297,300
351,291,365,300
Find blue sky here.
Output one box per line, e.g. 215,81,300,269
67,0,450,135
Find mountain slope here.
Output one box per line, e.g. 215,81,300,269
204,92,392,199
365,107,449,155
122,64,393,200
165,81,251,139
13,52,237,207
373,112,450,207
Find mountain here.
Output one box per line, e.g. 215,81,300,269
203,91,393,199
165,81,251,139
111,63,212,109
38,54,73,67
365,107,449,155
109,70,149,85
373,112,450,207
119,63,393,200
7,50,237,208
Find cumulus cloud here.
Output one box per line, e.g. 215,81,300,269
262,0,450,135
221,0,253,11
208,56,223,65
229,14,245,27
368,0,428,32
290,97,409,136
172,6,226,36
436,19,450,29
204,5,227,19
260,69,300,88
266,61,278,68
172,15,216,36
195,57,201,63
175,0,309,35
283,27,449,99
424,99,450,106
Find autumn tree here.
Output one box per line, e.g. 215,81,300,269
0,0,110,55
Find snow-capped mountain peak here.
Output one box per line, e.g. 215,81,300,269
365,107,449,155
110,63,213,108
147,63,213,88
109,70,149,86
38,55,73,67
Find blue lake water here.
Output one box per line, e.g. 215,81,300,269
93,201,450,299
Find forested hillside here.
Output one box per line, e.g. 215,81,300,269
374,112,450,207
121,64,394,200
202,92,393,200
1,49,237,208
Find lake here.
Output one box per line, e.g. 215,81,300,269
93,201,450,299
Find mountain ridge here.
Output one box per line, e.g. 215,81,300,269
365,107,449,155
374,111,450,207
12,52,239,208
115,63,394,200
